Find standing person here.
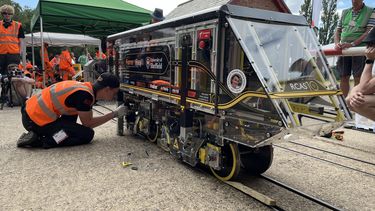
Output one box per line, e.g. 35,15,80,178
17,72,127,148
40,43,55,83
59,47,76,80
151,8,164,23
50,54,60,69
95,47,106,60
334,0,375,97
78,52,89,66
71,52,76,64
346,28,375,120
0,4,25,75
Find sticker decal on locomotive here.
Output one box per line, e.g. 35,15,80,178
227,69,247,94
124,46,170,75
284,79,326,92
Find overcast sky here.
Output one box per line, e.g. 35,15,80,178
13,0,375,15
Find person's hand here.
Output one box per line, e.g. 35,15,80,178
334,42,342,49
113,105,127,118
349,91,365,108
339,42,352,50
365,46,375,60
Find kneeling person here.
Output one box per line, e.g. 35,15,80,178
17,72,126,148
346,28,375,121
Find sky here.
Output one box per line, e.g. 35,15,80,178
12,0,375,15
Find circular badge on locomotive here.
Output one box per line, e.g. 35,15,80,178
227,69,246,94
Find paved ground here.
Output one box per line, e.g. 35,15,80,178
1,105,375,210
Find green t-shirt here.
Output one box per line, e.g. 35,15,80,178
78,55,88,65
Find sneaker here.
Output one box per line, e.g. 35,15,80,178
17,131,39,147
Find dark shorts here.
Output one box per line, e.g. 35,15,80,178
336,56,365,77
0,54,20,75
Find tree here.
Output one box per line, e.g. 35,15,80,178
299,0,313,24
0,0,34,33
300,0,339,45
318,0,339,45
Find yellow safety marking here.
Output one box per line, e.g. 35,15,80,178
173,138,179,149
122,162,133,167
289,102,337,121
121,84,180,100
122,84,343,111
199,148,207,164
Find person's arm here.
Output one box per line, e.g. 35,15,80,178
78,110,116,128
356,47,375,94
334,27,342,49
351,27,372,47
78,105,126,128
334,12,344,49
66,91,126,128
18,25,25,54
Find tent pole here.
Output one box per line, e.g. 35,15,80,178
31,33,35,66
21,40,26,71
40,16,46,87
31,31,36,90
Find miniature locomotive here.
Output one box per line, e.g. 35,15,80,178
108,4,351,181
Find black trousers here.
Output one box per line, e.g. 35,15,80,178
21,106,94,148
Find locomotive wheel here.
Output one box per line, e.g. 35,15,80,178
210,142,240,181
240,145,273,175
135,117,159,143
146,121,159,143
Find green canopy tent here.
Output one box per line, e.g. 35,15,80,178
31,0,151,37
29,0,151,83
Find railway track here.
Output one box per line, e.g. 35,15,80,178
214,171,343,210
92,102,349,210
288,140,375,167
274,143,375,178
314,136,375,155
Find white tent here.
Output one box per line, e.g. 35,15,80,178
24,32,101,86
25,32,101,47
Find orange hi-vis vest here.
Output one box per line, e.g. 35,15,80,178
59,50,73,70
18,62,33,70
0,20,21,54
96,51,106,59
26,81,94,126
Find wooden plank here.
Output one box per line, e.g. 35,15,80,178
225,181,276,206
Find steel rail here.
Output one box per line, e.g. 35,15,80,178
260,175,343,211
274,145,375,177
288,141,375,166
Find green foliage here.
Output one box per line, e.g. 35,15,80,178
300,0,339,45
300,0,313,24
318,0,339,45
0,0,35,33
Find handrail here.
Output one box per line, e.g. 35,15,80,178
323,46,366,56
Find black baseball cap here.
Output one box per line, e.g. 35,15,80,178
94,72,119,89
151,8,164,21
363,28,375,44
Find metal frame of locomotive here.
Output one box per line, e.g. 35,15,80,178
108,4,351,181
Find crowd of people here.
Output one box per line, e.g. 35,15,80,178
0,4,165,149
334,0,375,122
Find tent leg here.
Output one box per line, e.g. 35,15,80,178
40,17,46,88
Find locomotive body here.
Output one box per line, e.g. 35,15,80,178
108,5,351,180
